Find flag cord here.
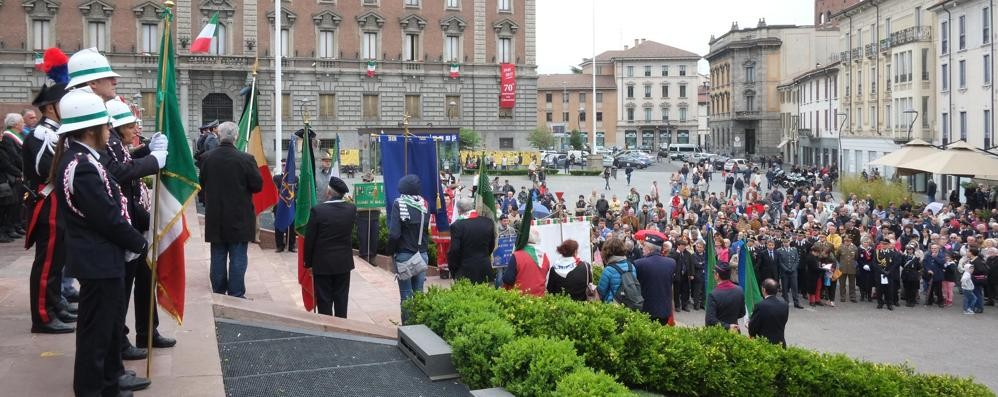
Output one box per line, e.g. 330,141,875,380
146,0,174,379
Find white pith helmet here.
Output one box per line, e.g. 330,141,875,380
57,89,111,134
66,48,120,88
106,98,137,128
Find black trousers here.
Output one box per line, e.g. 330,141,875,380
28,196,65,325
926,280,944,305
902,279,919,304
275,226,297,251
75,277,125,397
876,281,895,307
122,254,159,349
314,273,351,318
673,276,690,309
691,276,705,307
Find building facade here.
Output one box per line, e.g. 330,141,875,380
580,39,702,150
696,77,710,149
816,0,862,27
707,21,839,159
535,74,616,149
777,62,841,167
834,0,937,181
930,0,995,151
2,0,538,162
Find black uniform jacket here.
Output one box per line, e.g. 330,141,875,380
303,200,358,275
56,140,146,279
104,131,154,232
634,251,676,320
198,142,263,243
748,295,789,347
447,216,496,283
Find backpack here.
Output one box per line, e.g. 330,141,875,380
608,262,644,310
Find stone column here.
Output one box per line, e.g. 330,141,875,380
524,0,536,66
176,0,191,41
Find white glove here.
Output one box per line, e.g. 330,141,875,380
125,251,141,262
863,265,870,271
151,150,168,168
149,132,168,152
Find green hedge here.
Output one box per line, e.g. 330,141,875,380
404,282,994,397
568,170,604,176
839,175,913,205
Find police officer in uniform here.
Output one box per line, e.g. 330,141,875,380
23,76,74,333
105,98,176,361
54,89,152,397
303,176,357,318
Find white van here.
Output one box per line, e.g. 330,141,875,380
665,144,701,160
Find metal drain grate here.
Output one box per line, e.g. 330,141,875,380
215,321,471,397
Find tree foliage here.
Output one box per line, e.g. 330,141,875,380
569,130,584,150
527,126,556,150
459,128,480,150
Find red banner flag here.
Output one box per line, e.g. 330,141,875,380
297,236,315,312
499,63,516,108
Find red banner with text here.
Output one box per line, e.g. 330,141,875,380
499,63,516,109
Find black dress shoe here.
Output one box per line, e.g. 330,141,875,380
118,374,151,391
276,247,285,253
124,370,136,377
118,391,134,397
289,247,297,253
681,307,690,312
65,302,78,314
65,290,80,303
57,310,77,323
31,318,75,334
887,305,894,311
0,234,13,243
794,303,805,309
137,334,177,348
121,345,148,361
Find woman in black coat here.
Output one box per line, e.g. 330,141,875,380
547,239,589,301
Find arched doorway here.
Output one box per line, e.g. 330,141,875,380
201,93,233,124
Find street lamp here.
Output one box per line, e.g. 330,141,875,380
833,111,848,172
903,110,919,142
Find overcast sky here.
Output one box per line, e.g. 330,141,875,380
536,0,815,75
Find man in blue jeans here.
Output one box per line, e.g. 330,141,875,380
388,175,430,323
198,121,263,298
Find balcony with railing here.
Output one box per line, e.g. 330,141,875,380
890,26,932,47
850,47,862,61
879,38,892,52
865,44,877,59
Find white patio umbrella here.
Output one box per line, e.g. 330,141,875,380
868,139,941,168
898,141,998,176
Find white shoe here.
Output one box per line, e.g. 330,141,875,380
963,310,975,315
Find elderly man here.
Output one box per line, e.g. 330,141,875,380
448,198,496,284
199,121,263,298
1,113,25,242
303,177,356,318
21,109,38,136
635,233,676,325
748,279,789,347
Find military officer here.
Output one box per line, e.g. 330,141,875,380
303,176,358,318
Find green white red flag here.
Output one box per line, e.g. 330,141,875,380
149,7,200,323
189,12,219,53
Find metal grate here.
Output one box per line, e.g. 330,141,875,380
215,322,470,397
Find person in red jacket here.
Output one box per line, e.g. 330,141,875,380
502,228,550,297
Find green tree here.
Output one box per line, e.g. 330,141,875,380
459,128,480,150
527,126,556,150
570,66,583,74
569,130,584,150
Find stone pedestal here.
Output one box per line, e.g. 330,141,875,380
587,153,604,171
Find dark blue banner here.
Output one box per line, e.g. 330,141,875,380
379,135,451,231
275,135,297,230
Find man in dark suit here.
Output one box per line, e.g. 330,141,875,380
304,177,357,318
748,279,789,347
634,234,676,325
199,121,263,298
758,239,782,289
272,158,296,253
447,198,496,283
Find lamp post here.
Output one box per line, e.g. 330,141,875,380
835,111,848,173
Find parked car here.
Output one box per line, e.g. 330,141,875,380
543,153,568,168
614,154,652,169
662,144,701,161
724,158,749,172
711,154,729,169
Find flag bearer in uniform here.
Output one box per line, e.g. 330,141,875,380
303,176,357,318
53,89,152,397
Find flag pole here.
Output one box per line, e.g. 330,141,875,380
302,106,318,314
146,0,175,378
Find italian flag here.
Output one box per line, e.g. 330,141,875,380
449,63,460,79
150,8,200,323
235,78,279,215
34,53,43,71
366,60,377,77
189,12,219,53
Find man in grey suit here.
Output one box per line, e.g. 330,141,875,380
778,236,805,309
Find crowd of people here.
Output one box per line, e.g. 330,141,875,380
457,156,998,344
